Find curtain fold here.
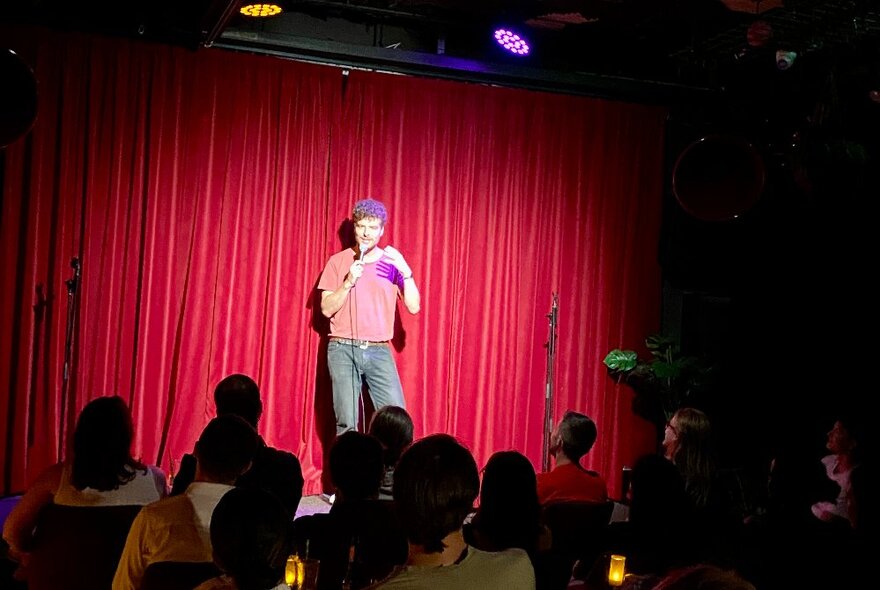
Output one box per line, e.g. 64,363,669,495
1,28,665,497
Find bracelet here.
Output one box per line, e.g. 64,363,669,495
402,273,414,281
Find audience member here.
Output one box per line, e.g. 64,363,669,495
194,487,290,590
739,440,852,588
171,373,304,517
811,412,864,526
370,434,535,589
3,396,167,560
113,414,258,590
367,406,413,501
645,564,755,590
291,431,407,589
662,408,714,510
599,454,698,577
467,451,550,556
537,411,607,505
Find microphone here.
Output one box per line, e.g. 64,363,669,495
358,243,368,261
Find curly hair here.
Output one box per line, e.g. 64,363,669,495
352,198,388,225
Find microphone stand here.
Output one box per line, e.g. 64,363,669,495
542,292,559,472
58,257,81,458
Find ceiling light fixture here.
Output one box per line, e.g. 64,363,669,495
494,28,530,56
240,3,283,18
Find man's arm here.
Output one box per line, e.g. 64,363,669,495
320,260,363,317
400,276,420,315
384,246,420,314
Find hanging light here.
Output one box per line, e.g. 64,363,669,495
240,3,283,18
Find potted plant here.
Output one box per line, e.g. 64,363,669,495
603,334,716,437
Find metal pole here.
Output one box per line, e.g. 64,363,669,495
542,292,558,472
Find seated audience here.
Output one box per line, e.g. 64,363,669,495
171,373,304,518
370,434,535,589
663,407,741,555
3,396,167,562
466,451,553,589
466,451,551,556
739,440,854,588
291,431,407,589
194,487,290,590
811,412,864,527
537,411,607,505
367,406,413,500
599,454,699,577
113,414,258,590
643,564,755,590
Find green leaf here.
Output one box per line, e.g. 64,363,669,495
603,349,638,371
651,361,680,379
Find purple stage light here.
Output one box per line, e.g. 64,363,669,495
494,28,530,56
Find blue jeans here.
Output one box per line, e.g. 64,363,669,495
328,340,405,435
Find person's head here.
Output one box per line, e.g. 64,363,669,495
368,405,414,468
663,407,711,464
663,407,714,507
476,451,540,549
650,564,756,590
393,434,480,553
826,411,866,464
551,411,598,463
351,198,387,253
329,431,384,501
214,373,262,428
210,487,289,589
71,396,142,491
195,414,259,484
628,453,689,526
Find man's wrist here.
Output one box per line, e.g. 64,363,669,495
402,273,414,281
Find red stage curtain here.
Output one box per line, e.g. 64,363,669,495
1,28,665,497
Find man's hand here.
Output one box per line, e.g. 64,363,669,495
346,260,365,286
383,245,412,278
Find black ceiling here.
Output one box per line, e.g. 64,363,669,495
5,1,878,98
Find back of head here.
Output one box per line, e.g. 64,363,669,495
72,396,141,491
393,434,479,553
629,453,689,526
651,564,755,590
368,405,414,467
210,487,289,589
214,373,262,428
195,414,259,483
558,411,598,462
329,431,384,501
477,451,540,549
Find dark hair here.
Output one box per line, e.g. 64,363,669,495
214,373,262,428
651,564,756,590
352,198,388,225
195,414,259,482
393,434,479,553
210,487,289,590
329,431,384,501
71,396,145,491
558,411,598,462
473,451,541,553
629,453,689,527
670,407,714,508
368,406,414,467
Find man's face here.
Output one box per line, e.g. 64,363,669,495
354,216,385,252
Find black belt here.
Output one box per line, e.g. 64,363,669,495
330,337,388,348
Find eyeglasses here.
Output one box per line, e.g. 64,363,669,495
665,421,678,436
